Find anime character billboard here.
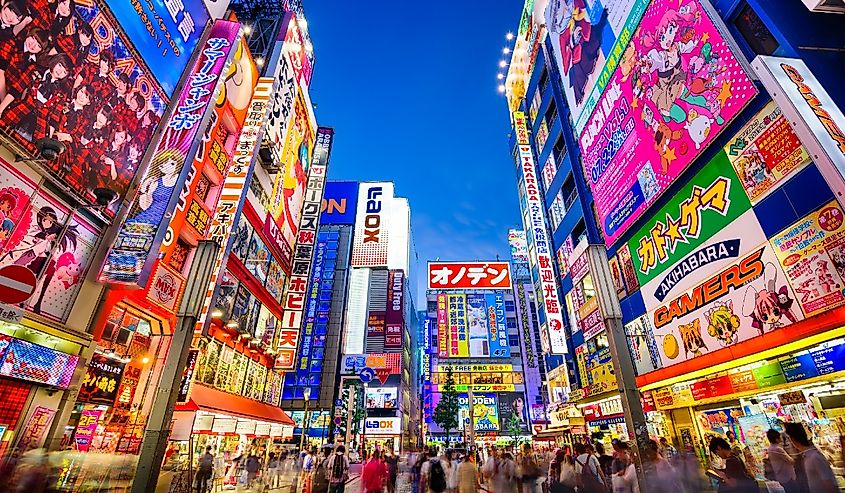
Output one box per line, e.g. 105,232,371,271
0,0,166,213
578,0,756,246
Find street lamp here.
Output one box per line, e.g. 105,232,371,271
300,387,312,452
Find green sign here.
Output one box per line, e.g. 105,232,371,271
752,362,787,389
626,151,751,286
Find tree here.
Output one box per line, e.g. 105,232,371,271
505,412,523,448
433,367,460,443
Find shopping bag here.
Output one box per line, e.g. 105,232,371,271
765,481,786,493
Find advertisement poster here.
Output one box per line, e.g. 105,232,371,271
467,295,491,358
447,294,469,357
320,182,359,225
459,393,499,431
624,314,662,375
78,354,125,405
366,387,398,409
724,102,811,203
545,0,650,133
498,393,529,433
608,255,626,298
769,201,845,317
101,21,240,285
643,211,802,367
74,410,103,452
508,229,530,264
616,245,639,292
485,293,511,358
627,152,752,286
428,262,512,290
16,406,55,450
0,161,99,322
578,0,756,245
0,338,78,388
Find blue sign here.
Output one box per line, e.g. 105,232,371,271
103,0,211,95
320,182,359,225
810,342,845,375
485,293,511,358
779,352,820,383
359,367,375,383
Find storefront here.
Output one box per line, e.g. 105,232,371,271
363,417,401,454
579,397,627,448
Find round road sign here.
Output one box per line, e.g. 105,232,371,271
0,265,37,304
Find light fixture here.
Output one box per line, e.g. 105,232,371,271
499,60,507,68
497,73,504,80
498,84,506,93
503,47,510,54
256,57,265,67
243,25,252,35
211,308,224,319
141,356,150,365
506,32,514,40
226,320,239,329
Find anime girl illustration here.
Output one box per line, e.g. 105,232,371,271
548,0,606,105
705,301,740,347
815,259,839,294
133,148,184,225
1,205,72,281
743,263,799,335
31,233,79,314
678,318,708,358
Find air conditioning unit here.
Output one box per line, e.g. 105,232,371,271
802,0,845,13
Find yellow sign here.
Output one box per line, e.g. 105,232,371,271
437,364,514,373
455,384,516,392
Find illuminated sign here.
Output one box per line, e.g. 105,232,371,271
437,364,514,373
351,183,393,267
78,354,125,405
364,417,401,434
0,335,78,388
366,387,398,409
321,182,359,225
428,262,513,290
513,112,566,353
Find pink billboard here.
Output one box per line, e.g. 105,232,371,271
578,0,756,245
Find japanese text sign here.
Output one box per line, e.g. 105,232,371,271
428,262,512,290
100,20,240,287
578,0,756,245
74,410,103,452
78,354,125,405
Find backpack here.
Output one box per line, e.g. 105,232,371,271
198,453,213,473
429,459,447,493
330,454,348,484
576,457,606,493
313,458,330,493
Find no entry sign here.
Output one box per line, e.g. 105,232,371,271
0,265,38,304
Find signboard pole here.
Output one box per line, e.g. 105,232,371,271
587,245,649,489
131,241,219,493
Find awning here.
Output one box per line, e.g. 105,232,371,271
533,427,570,440
174,384,294,426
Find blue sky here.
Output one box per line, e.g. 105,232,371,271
308,0,525,302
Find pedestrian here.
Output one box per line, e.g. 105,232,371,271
574,443,606,493
609,442,637,493
595,442,614,487
444,451,458,493
548,448,575,493
424,448,449,493
414,451,428,493
196,446,214,493
642,439,682,493
245,451,262,489
708,436,759,493
313,447,333,493
659,438,678,464
764,429,799,493
519,444,542,493
785,422,838,493
327,445,351,493
494,451,518,493
457,453,480,493
386,450,399,493
363,450,389,493
304,446,319,493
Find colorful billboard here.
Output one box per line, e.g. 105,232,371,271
513,112,566,354
0,0,168,212
545,0,649,133
100,20,240,286
366,387,398,409
428,262,512,290
103,0,210,95
437,294,449,358
447,294,469,357
458,393,499,431
467,294,491,358
0,336,78,388
578,0,756,245
724,102,811,204
352,183,393,267
78,354,125,405
769,201,845,317
498,393,529,433
508,229,529,264
624,314,662,375
321,182,359,225
627,151,753,287
485,293,512,358
386,270,404,349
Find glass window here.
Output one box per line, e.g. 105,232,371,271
734,2,780,56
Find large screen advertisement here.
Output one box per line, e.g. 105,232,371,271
498,393,529,433
366,387,398,409
458,393,499,431
100,20,240,286
103,0,210,95
545,0,649,133
485,293,511,358
0,335,78,388
0,0,169,212
577,0,756,245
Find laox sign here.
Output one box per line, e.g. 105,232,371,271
363,187,383,243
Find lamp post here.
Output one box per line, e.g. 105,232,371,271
300,387,312,452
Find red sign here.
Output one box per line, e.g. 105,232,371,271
428,262,512,290
375,368,390,385
0,265,37,304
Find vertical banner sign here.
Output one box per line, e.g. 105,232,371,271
199,77,274,332
385,270,404,349
485,293,511,358
577,0,757,245
448,294,469,357
100,21,241,286
437,294,449,358
514,111,567,354
277,127,334,367
466,294,491,358
73,409,103,452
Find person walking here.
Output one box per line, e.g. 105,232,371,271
386,450,399,493
362,450,389,493
327,445,350,493
457,454,480,493
708,437,759,493
245,451,262,489
519,444,542,493
641,439,682,493
609,442,637,493
574,443,606,493
424,449,449,493
547,448,575,493
196,446,214,493
785,422,838,493
764,429,797,493
313,447,333,493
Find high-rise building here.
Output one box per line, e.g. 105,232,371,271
503,0,845,466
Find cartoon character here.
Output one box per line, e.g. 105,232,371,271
829,250,845,279
0,218,13,241
678,318,708,357
549,0,606,105
641,3,711,124
743,263,799,335
685,109,713,150
53,251,80,289
815,259,839,294
706,301,740,346
643,105,683,172
794,277,818,304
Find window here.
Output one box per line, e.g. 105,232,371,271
544,100,558,127
553,135,566,162
538,68,549,94
572,219,587,247
734,2,779,56
508,335,521,347
505,300,516,311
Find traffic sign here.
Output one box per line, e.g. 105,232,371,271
0,265,37,304
375,368,390,384
334,417,342,425
358,367,375,383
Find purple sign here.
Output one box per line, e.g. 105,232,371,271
100,20,242,286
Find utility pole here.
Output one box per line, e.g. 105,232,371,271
131,241,218,493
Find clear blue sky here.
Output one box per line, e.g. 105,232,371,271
308,0,525,303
